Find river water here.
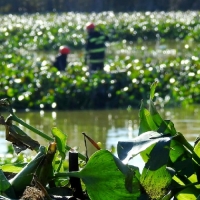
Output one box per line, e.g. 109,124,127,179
0,106,200,169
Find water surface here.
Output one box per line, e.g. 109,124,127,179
0,106,199,169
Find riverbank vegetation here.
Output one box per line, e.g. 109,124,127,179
1,12,200,110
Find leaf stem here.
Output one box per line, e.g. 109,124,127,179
10,114,87,160
9,114,54,141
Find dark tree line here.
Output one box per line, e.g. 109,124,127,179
0,0,200,13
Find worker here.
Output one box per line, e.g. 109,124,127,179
53,46,70,71
85,23,108,71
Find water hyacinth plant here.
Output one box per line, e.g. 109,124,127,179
0,82,200,199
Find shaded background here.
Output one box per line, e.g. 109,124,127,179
0,0,200,14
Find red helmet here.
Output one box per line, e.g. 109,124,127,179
59,46,70,54
86,23,95,30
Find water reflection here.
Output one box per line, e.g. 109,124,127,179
0,106,200,157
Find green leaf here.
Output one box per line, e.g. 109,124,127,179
9,146,46,195
175,186,200,200
174,133,193,153
162,191,174,200
0,170,16,198
157,120,177,136
140,165,172,199
67,150,141,200
169,140,185,163
194,139,200,158
150,81,158,100
51,127,67,159
149,99,163,126
0,169,12,192
117,131,172,163
37,142,57,186
173,158,195,178
144,139,171,170
0,163,26,173
149,100,177,136
139,102,158,135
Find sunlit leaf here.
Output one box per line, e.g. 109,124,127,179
67,150,141,200
150,81,157,100
188,174,198,184
51,127,67,159
141,139,172,200
158,120,177,135
117,131,172,163
149,100,177,135
140,165,172,199
0,164,26,173
149,99,163,126
175,186,200,200
139,101,158,135
169,140,185,163
194,138,200,158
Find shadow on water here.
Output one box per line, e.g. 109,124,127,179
0,106,200,169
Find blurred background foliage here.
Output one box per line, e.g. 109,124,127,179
1,12,200,110
0,0,200,13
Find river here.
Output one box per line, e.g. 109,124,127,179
0,106,200,169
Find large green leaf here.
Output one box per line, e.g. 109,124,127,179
117,131,172,163
67,150,141,200
140,140,172,199
139,97,178,164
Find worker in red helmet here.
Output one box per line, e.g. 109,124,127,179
53,46,70,71
85,22,109,72
86,23,95,30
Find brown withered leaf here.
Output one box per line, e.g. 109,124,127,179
0,115,6,125
6,124,40,154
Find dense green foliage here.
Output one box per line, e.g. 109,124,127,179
0,85,200,199
1,12,200,110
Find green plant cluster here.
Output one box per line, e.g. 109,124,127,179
1,12,200,50
1,12,200,110
0,84,200,199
